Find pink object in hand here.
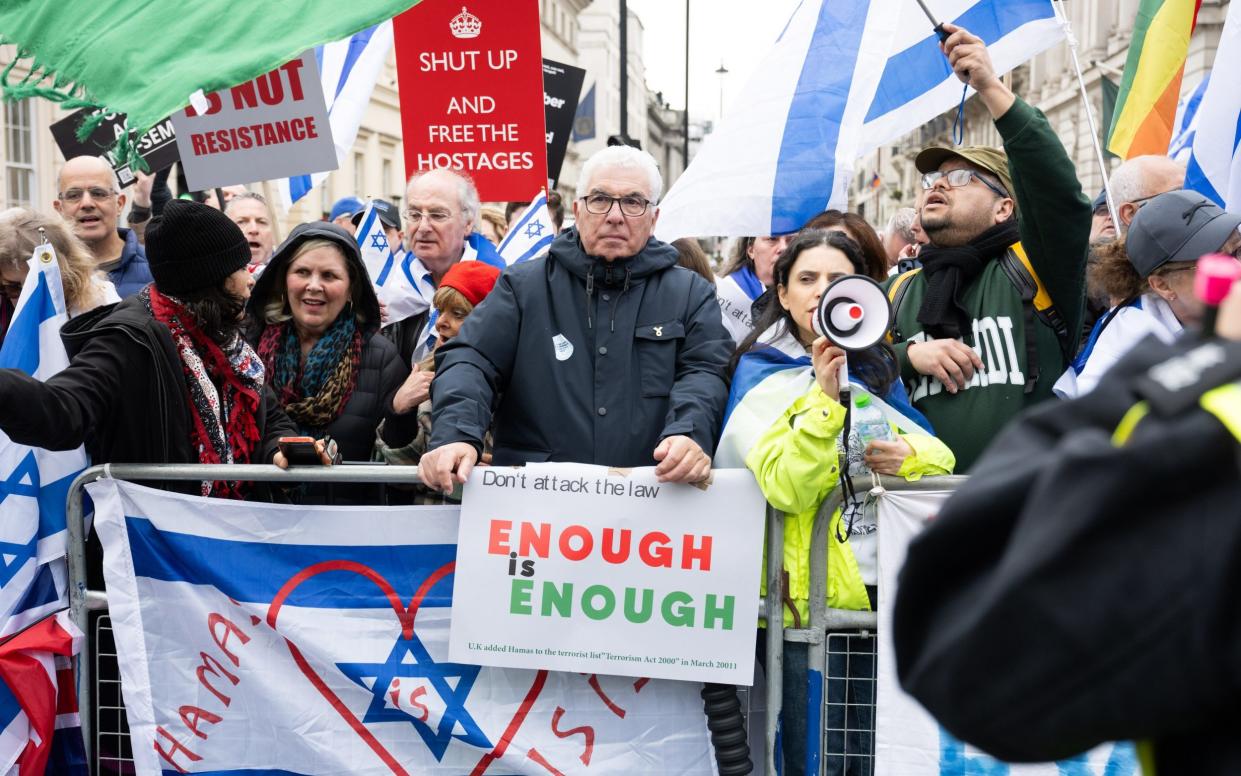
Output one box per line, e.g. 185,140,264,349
1195,254,1241,306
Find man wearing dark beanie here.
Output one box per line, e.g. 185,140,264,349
0,199,315,488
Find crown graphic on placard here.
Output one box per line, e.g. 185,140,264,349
450,6,482,38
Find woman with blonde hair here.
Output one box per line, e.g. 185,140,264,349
0,208,118,343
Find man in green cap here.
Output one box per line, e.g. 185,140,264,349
885,22,1091,471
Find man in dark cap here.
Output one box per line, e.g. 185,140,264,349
884,22,1092,471
0,199,309,477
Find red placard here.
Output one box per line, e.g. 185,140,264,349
394,1,548,201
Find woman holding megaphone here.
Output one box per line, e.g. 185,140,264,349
716,229,955,775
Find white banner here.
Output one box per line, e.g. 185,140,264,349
875,489,1137,775
450,464,766,684
91,478,716,775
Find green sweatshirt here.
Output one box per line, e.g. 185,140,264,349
887,96,1091,471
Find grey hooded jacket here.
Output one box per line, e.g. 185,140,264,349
430,228,732,466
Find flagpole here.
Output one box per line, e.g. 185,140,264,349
1052,0,1120,227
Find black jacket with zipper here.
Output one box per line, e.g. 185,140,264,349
430,228,732,466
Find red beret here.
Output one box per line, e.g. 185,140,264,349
440,260,501,307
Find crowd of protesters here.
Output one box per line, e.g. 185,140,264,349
2,19,1241,776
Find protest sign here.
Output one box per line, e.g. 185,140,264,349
50,110,180,188
542,59,586,186
92,478,716,775
393,2,548,200
449,463,765,684
874,490,1137,775
169,50,336,190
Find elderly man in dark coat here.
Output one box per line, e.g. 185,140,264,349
419,145,732,492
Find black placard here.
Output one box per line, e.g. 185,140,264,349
49,109,180,188
542,58,586,187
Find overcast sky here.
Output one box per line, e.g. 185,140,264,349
626,0,802,123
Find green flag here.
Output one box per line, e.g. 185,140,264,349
1100,75,1120,162
0,1,419,166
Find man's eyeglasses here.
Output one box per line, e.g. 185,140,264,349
581,193,652,217
58,187,117,203
921,169,1009,199
405,208,454,226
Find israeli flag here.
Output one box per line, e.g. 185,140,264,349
1186,2,1240,209
90,479,717,775
656,0,1063,240
497,190,555,265
278,21,393,209
1168,74,1210,164
355,200,431,328
0,244,87,638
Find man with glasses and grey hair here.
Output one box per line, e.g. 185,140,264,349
385,168,504,371
884,22,1091,471
419,144,731,493
52,155,153,297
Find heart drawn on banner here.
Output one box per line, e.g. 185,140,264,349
265,560,549,775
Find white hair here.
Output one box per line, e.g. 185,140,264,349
1109,155,1186,204
576,145,664,203
886,208,917,243
406,168,481,227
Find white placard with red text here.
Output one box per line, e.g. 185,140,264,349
170,50,337,190
450,463,766,684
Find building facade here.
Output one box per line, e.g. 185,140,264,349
848,0,1231,235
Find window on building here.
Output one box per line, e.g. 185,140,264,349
3,98,36,208
383,157,393,197
354,152,365,195
321,182,333,218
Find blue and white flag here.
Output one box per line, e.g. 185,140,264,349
91,479,716,775
278,22,393,210
1186,1,1241,209
1168,73,1210,164
497,191,556,265
356,200,431,328
0,245,87,639
656,0,1064,241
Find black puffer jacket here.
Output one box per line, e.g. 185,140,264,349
431,228,732,465
247,222,418,464
894,334,1241,774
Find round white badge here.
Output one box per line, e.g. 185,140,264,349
552,334,574,361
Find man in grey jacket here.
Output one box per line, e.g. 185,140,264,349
419,146,732,493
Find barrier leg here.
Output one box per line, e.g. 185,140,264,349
66,470,94,767
765,504,784,775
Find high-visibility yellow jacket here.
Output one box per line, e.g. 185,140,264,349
746,382,954,627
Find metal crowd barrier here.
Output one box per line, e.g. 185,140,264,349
65,462,441,773
65,462,959,775
763,473,967,776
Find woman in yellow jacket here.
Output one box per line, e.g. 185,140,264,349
717,229,954,776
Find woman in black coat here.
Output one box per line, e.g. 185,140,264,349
247,222,420,491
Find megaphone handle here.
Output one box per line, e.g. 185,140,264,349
837,356,849,401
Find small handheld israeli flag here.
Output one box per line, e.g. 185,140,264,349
355,200,430,328
497,190,556,265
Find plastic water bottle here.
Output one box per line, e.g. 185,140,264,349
852,393,895,451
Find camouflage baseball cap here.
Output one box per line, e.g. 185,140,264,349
915,145,1014,202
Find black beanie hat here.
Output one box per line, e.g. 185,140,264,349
145,199,251,295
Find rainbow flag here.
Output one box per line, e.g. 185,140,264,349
1106,0,1202,159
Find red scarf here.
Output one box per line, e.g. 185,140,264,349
148,287,263,498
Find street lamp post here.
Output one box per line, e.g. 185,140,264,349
683,0,690,169
715,61,729,122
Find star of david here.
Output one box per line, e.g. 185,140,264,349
337,632,491,761
0,453,41,587
370,232,390,252
523,220,546,239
